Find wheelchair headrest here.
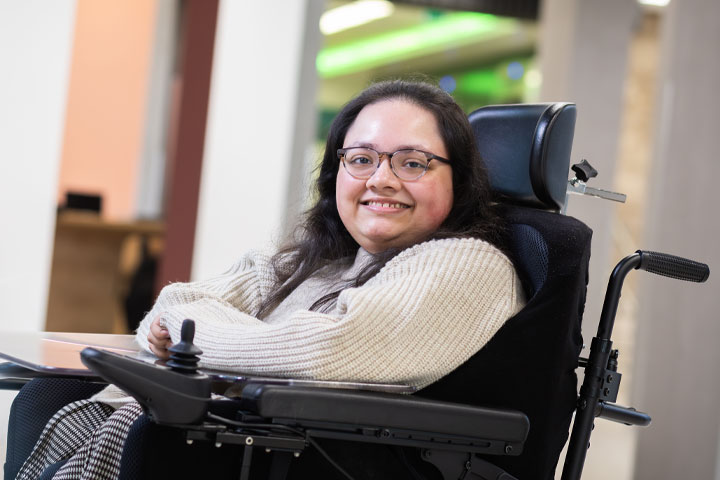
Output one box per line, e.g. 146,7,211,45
469,102,577,212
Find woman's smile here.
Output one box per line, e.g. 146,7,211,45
361,197,412,211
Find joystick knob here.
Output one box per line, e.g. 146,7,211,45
167,319,203,374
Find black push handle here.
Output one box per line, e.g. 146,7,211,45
637,250,709,283
565,249,708,480
596,402,651,427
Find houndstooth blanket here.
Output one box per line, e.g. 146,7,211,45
15,400,143,480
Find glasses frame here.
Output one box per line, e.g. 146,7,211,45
337,147,450,181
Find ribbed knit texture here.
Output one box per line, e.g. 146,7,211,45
135,238,523,389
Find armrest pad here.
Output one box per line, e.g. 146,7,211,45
239,383,529,444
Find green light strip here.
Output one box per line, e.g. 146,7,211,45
317,12,512,78
454,59,529,97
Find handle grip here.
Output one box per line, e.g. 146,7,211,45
596,402,651,427
637,250,709,283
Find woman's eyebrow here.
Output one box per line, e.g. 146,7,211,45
345,142,429,151
394,144,428,151
345,142,377,149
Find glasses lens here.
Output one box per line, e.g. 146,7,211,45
391,150,429,180
343,148,378,178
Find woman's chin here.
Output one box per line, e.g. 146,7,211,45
360,231,420,253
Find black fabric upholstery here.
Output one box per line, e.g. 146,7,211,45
117,413,151,480
4,378,105,480
418,206,592,480
509,223,549,299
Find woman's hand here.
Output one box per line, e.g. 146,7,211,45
148,317,173,360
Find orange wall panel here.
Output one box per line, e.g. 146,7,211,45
58,0,158,219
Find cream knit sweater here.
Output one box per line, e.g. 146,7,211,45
134,237,524,389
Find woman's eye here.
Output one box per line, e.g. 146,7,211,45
350,156,373,165
403,160,426,170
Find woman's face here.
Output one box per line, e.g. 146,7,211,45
336,99,454,253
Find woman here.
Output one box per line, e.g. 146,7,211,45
14,80,523,479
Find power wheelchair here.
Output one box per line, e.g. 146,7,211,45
2,103,709,480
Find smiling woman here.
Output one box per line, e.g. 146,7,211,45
13,80,525,480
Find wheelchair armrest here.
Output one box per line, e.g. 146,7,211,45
236,383,529,456
78,346,528,458
80,347,212,425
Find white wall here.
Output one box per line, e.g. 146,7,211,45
0,0,78,471
632,0,720,477
0,1,77,331
191,0,324,280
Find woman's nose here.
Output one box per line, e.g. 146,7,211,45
366,157,401,190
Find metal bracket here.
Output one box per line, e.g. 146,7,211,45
567,178,627,203
599,370,622,403
564,159,627,211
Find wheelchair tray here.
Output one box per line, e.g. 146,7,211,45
0,331,416,394
0,331,140,376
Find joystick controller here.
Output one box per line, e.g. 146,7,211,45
167,319,203,374
80,318,212,424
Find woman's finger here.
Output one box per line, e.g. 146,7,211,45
148,342,171,361
148,317,173,359
148,330,172,349
150,318,169,339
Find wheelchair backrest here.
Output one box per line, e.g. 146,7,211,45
469,102,577,212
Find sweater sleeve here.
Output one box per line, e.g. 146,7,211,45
141,238,523,389
135,249,274,349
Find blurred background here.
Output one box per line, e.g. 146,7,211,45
1,0,718,478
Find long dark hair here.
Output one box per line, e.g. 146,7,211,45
257,79,506,317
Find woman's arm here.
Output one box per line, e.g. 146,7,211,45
144,238,523,389
136,249,275,354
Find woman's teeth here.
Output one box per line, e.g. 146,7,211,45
365,201,409,209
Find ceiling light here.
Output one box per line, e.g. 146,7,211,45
320,1,395,35
317,12,509,78
637,0,670,6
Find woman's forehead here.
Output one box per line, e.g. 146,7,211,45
344,100,446,156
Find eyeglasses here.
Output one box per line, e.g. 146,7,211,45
337,147,450,181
